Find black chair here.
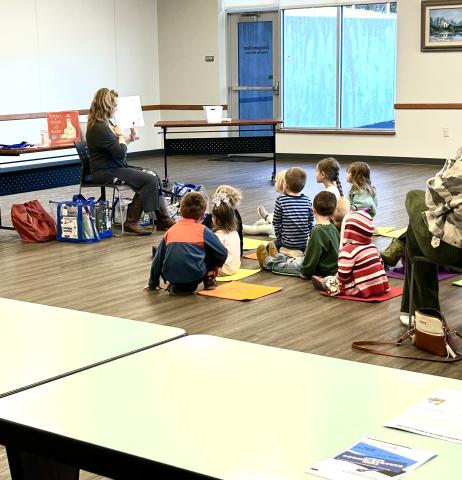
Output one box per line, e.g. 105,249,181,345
74,141,133,235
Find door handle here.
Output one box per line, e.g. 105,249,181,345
272,81,279,95
231,86,273,91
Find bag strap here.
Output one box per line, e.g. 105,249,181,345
352,329,462,363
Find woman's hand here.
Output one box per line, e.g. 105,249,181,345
129,123,140,142
114,126,124,136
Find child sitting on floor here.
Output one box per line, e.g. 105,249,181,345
273,167,314,252
145,192,227,295
212,190,241,276
203,184,243,255
315,157,343,199
332,196,351,231
242,170,286,237
346,162,378,217
257,191,339,279
312,210,389,298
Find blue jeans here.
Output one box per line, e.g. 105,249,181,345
263,253,303,276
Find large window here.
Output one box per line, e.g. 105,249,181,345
283,3,397,130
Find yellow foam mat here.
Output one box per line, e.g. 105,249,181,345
217,269,261,282
381,227,407,238
373,226,396,236
243,237,268,250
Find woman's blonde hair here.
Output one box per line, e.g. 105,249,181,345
215,185,241,207
347,162,375,197
87,88,118,130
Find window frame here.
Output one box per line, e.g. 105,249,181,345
280,2,397,134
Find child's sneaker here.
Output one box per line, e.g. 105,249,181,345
257,205,269,221
311,275,325,291
203,274,217,290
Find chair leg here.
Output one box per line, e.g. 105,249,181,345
110,187,124,237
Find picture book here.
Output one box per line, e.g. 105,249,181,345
46,110,81,147
113,96,144,129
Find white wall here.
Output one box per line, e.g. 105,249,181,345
2,0,461,161
0,0,161,152
157,0,225,122
156,0,462,160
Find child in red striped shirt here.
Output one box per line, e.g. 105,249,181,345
313,210,389,298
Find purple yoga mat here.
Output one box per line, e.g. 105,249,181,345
386,265,459,281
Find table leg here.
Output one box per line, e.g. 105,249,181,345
162,128,169,188
7,447,79,480
0,207,15,230
271,124,276,184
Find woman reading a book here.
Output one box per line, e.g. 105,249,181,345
86,87,174,235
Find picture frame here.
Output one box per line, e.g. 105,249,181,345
421,1,462,51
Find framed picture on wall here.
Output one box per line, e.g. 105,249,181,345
421,1,462,51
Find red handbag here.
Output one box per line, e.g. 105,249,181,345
11,200,57,243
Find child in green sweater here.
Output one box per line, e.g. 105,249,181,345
257,191,339,278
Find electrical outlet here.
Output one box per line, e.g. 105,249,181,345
442,127,449,137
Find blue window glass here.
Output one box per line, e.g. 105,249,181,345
283,3,397,130
283,8,337,128
341,4,397,129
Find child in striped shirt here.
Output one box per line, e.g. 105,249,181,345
272,167,314,252
312,210,389,298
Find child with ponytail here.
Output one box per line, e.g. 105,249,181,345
212,191,241,276
315,157,343,199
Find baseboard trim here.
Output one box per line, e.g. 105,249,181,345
127,149,164,159
132,149,444,166
277,153,444,166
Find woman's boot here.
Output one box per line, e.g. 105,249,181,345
155,197,176,231
123,194,152,235
381,238,405,266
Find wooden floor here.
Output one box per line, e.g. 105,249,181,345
0,155,461,479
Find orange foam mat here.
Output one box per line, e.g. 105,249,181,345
198,281,282,301
321,287,403,302
243,252,258,260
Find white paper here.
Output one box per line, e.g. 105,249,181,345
307,437,436,480
113,96,144,129
386,388,462,443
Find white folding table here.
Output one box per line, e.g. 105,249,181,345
0,335,460,479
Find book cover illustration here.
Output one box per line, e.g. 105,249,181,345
47,110,81,146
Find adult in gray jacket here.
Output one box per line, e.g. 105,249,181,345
400,156,462,325
86,88,174,235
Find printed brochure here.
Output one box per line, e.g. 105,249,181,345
386,388,462,443
307,437,435,479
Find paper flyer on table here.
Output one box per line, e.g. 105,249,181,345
114,96,144,129
386,388,462,443
307,437,435,480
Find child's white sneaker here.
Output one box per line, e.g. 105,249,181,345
257,205,269,221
